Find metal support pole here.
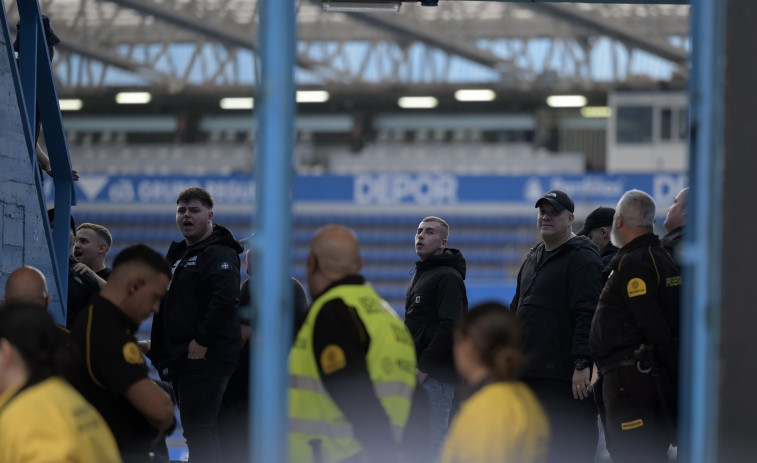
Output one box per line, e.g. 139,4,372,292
15,1,76,325
251,0,296,462
678,0,725,461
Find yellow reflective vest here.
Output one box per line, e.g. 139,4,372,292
288,283,417,463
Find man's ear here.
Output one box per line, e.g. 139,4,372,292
208,210,214,222
127,278,145,296
307,252,318,275
0,339,13,365
601,227,610,240
441,238,448,249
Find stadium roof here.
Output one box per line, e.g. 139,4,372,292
6,0,689,103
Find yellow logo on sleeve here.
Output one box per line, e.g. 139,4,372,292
627,278,647,298
320,344,347,375
621,419,644,430
122,342,145,365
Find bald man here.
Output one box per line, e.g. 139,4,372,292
3,266,50,309
288,225,417,463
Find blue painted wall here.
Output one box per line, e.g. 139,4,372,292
0,15,63,322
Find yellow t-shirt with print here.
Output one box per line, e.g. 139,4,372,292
0,377,122,463
438,381,550,463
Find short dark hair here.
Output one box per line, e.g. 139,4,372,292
177,187,214,209
0,304,68,383
47,208,75,234
112,244,172,278
455,302,523,381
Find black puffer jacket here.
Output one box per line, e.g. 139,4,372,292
511,236,604,382
404,248,468,383
150,225,243,370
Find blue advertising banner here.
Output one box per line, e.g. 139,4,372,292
48,173,687,208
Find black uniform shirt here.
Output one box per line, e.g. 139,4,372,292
69,294,161,453
590,233,681,375
96,267,113,281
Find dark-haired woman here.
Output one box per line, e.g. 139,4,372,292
438,302,550,463
0,305,121,462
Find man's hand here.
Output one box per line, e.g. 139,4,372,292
417,369,429,385
187,339,207,359
572,368,592,400
240,324,252,347
72,263,107,289
72,262,95,278
138,340,151,354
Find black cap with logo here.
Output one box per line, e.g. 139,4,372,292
535,190,575,214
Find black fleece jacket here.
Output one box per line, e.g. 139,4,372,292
404,248,468,383
149,225,243,370
511,235,604,382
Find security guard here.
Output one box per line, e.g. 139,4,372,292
69,245,176,462
590,190,680,463
289,225,417,463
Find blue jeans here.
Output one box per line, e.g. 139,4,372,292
420,376,456,462
172,357,235,463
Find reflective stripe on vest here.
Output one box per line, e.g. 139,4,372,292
288,284,417,463
291,374,415,402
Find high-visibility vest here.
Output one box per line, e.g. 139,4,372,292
288,284,417,463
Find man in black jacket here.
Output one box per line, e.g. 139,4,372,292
219,243,309,463
578,206,619,267
511,190,603,463
146,187,242,463
590,189,680,463
661,187,688,260
405,216,467,461
47,209,99,328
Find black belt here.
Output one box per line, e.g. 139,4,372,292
599,359,637,375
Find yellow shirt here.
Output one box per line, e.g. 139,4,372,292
0,377,122,463
438,381,550,463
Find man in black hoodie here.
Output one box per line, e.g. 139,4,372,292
405,216,468,461
146,187,242,463
511,190,603,463
578,206,619,268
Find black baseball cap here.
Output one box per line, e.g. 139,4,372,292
578,206,615,236
535,190,574,213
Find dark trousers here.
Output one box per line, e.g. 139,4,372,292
218,393,250,463
603,366,672,463
172,357,236,463
524,378,598,463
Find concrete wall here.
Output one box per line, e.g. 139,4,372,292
0,16,64,323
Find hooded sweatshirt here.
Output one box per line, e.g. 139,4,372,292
511,235,603,382
404,248,468,383
150,224,243,370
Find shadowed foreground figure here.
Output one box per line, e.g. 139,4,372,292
0,304,121,462
289,225,417,463
3,266,50,309
439,302,549,463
